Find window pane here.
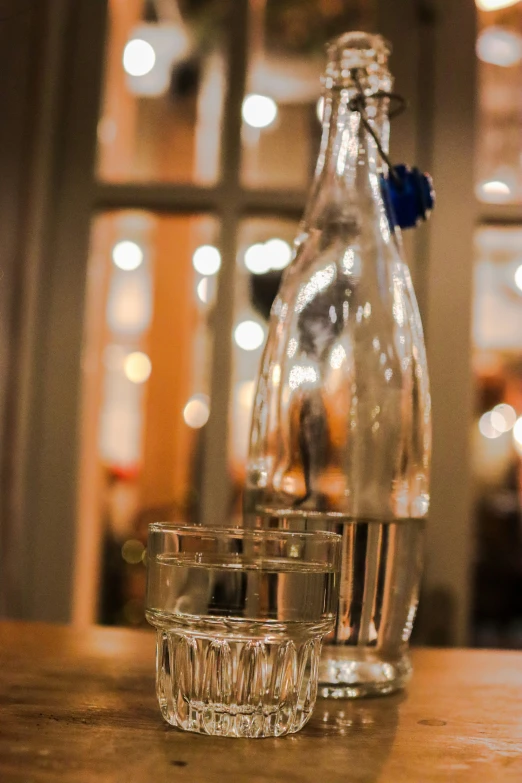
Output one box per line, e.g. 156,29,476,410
79,211,218,626
97,0,225,184
229,217,298,516
476,4,522,204
241,0,373,190
472,226,522,648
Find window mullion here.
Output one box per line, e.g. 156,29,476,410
200,0,250,527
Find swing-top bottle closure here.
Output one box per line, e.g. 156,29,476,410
323,31,392,95
321,32,434,230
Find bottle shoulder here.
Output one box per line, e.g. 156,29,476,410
268,230,424,359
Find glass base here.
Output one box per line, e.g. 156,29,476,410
160,700,314,738
318,648,412,699
155,627,323,737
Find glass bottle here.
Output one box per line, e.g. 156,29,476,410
244,32,431,697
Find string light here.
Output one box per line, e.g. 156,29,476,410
492,403,517,432
244,239,292,274
192,245,221,276
234,320,265,351
112,241,144,271
244,243,270,275
197,278,209,303
513,416,522,448
123,39,156,77
183,394,210,428
265,238,292,270
316,96,325,122
242,94,278,129
479,411,502,439
124,352,152,384
476,27,522,67
476,179,512,202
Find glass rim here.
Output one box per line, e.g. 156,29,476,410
147,522,341,546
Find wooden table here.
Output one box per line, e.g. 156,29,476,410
0,622,521,782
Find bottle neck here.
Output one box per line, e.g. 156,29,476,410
302,87,390,233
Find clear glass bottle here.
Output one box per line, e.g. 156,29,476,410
244,32,431,697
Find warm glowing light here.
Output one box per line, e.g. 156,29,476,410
123,39,156,77
197,277,209,303
121,539,145,564
123,24,191,97
112,240,144,271
244,243,270,275
476,179,512,203
514,264,522,291
476,27,522,67
244,238,292,274
476,0,520,11
316,96,325,122
234,320,265,351
192,245,221,275
242,94,278,129
124,351,152,384
513,416,522,447
265,238,292,270
183,394,210,428
492,403,517,432
479,411,503,439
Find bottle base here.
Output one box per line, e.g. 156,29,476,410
318,650,412,699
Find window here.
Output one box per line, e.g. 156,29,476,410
472,0,522,647
75,0,372,625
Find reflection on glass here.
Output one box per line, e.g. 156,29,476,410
472,226,522,649
229,217,299,507
476,4,522,202
80,211,217,627
97,0,225,183
241,0,371,190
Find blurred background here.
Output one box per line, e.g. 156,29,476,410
0,0,521,648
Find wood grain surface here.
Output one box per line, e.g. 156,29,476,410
0,621,521,782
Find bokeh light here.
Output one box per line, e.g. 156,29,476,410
244,243,270,275
192,245,221,276
265,238,292,270
242,94,278,129
492,403,517,432
124,351,152,384
476,179,512,203
479,411,503,439
183,394,210,428
234,320,265,351
475,0,520,11
121,539,145,565
123,39,156,77
112,240,144,271
513,416,522,448
476,27,522,67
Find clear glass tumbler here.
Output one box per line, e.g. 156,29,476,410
146,524,341,738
